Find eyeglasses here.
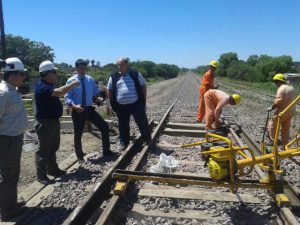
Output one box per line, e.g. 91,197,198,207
78,66,87,70
18,71,25,77
48,70,57,74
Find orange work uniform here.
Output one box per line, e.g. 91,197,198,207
197,69,214,122
268,84,296,145
204,89,230,129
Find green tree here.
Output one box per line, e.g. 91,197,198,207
91,59,95,67
216,52,238,77
227,61,263,82
247,55,259,66
3,34,55,71
255,55,294,81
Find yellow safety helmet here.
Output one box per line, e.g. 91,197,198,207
273,73,285,82
209,60,218,68
232,94,241,105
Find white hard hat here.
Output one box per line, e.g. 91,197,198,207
1,57,27,72
39,60,57,73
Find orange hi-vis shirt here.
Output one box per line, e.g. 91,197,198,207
200,70,214,95
204,89,230,129
274,84,296,119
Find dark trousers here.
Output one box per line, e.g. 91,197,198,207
72,107,110,159
116,102,151,147
0,134,23,215
35,119,60,178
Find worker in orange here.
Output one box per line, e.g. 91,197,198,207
197,60,219,122
267,73,296,145
204,89,241,130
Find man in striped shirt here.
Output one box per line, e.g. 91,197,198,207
107,58,151,150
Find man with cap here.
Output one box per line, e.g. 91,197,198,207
204,89,241,131
268,73,296,145
107,57,151,150
197,60,219,123
34,61,80,185
65,59,114,160
0,57,28,221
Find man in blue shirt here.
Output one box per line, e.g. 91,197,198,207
107,58,151,150
35,61,80,185
65,59,114,160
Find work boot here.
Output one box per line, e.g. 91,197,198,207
16,200,26,207
103,150,118,157
77,152,86,161
1,206,28,221
206,128,216,134
48,169,66,177
37,176,54,185
145,140,153,149
117,143,127,152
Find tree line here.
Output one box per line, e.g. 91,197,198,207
1,34,181,88
194,52,300,82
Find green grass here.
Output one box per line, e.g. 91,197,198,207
99,110,110,120
216,76,300,96
24,100,32,110
146,76,164,86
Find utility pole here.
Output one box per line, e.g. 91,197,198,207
0,0,6,59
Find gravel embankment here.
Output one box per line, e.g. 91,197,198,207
108,73,293,225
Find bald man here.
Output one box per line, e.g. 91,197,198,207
107,58,151,150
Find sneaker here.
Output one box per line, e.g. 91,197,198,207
48,169,67,177
1,206,28,221
37,176,54,185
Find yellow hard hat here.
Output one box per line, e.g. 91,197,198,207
209,60,218,68
273,73,285,82
232,94,241,105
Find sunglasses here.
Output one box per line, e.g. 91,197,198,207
48,70,57,74
18,71,25,77
78,66,87,70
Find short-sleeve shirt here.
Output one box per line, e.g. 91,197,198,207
274,84,296,119
107,72,146,105
35,79,63,119
0,81,27,136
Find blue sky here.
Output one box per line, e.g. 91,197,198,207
3,0,300,68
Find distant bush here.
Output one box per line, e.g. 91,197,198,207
208,52,299,82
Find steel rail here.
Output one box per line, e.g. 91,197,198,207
62,77,186,225
94,77,186,225
224,117,300,225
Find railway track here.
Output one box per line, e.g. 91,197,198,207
5,73,299,225
223,116,300,225
62,76,298,225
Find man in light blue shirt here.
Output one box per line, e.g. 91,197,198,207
0,58,28,221
65,59,114,160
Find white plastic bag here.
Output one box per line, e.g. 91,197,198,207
150,153,178,173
